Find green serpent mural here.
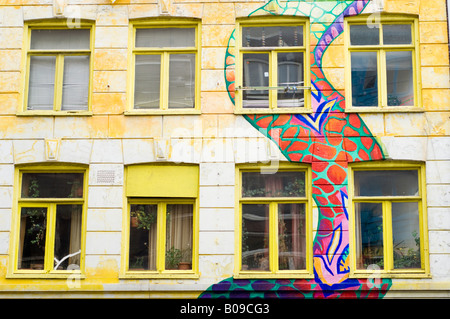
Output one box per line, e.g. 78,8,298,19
200,0,392,299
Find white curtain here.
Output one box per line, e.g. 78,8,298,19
61,56,90,111
28,56,56,110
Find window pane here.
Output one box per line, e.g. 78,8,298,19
134,55,161,109
28,56,56,110
242,204,269,271
30,29,90,50
354,170,418,197
242,26,303,47
350,25,380,45
392,202,421,269
165,204,193,270
61,55,90,111
53,205,82,270
135,28,195,48
242,171,305,198
168,54,195,108
351,52,378,107
129,205,158,270
355,203,384,270
383,24,412,45
21,173,84,198
278,203,306,270
243,53,269,108
386,51,414,106
18,207,47,270
277,52,304,107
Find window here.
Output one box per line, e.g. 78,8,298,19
129,21,200,114
123,164,199,278
350,162,429,277
237,165,312,277
23,24,93,113
235,19,310,113
346,17,420,110
12,168,86,277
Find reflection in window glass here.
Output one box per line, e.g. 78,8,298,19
18,207,47,270
28,56,56,110
61,55,90,111
54,205,82,270
242,204,270,271
386,51,414,106
354,170,418,197
135,28,195,48
242,26,303,47
243,53,269,108
350,25,380,45
168,54,195,108
278,203,306,270
351,52,378,107
166,204,193,270
242,171,305,198
392,202,421,269
21,173,84,198
277,52,304,107
134,55,161,109
129,205,158,270
383,24,412,45
355,203,384,270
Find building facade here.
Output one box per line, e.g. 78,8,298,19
0,0,448,298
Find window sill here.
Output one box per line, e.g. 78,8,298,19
234,272,314,279
345,107,424,113
234,108,313,115
6,271,85,279
124,109,201,116
120,271,199,280
350,271,431,279
17,111,93,116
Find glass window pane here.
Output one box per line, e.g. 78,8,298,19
351,52,378,107
18,207,47,270
354,170,419,197
242,171,305,198
242,204,270,271
21,173,84,198
134,55,161,109
392,202,421,269
135,28,195,48
165,204,193,270
168,54,195,108
355,203,384,270
53,205,82,270
278,203,306,270
242,26,303,47
277,52,304,107
350,25,380,45
129,205,158,270
61,55,90,111
383,24,412,45
386,51,414,106
30,29,90,50
243,53,269,108
28,55,56,110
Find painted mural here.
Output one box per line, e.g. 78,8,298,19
200,0,392,299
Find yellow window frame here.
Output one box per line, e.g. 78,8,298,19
20,20,95,116
234,17,311,114
344,15,422,112
121,198,199,279
8,164,88,279
126,19,201,115
235,163,314,279
348,161,430,278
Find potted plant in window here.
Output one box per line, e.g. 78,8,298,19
165,246,182,270
131,206,156,230
178,248,192,270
